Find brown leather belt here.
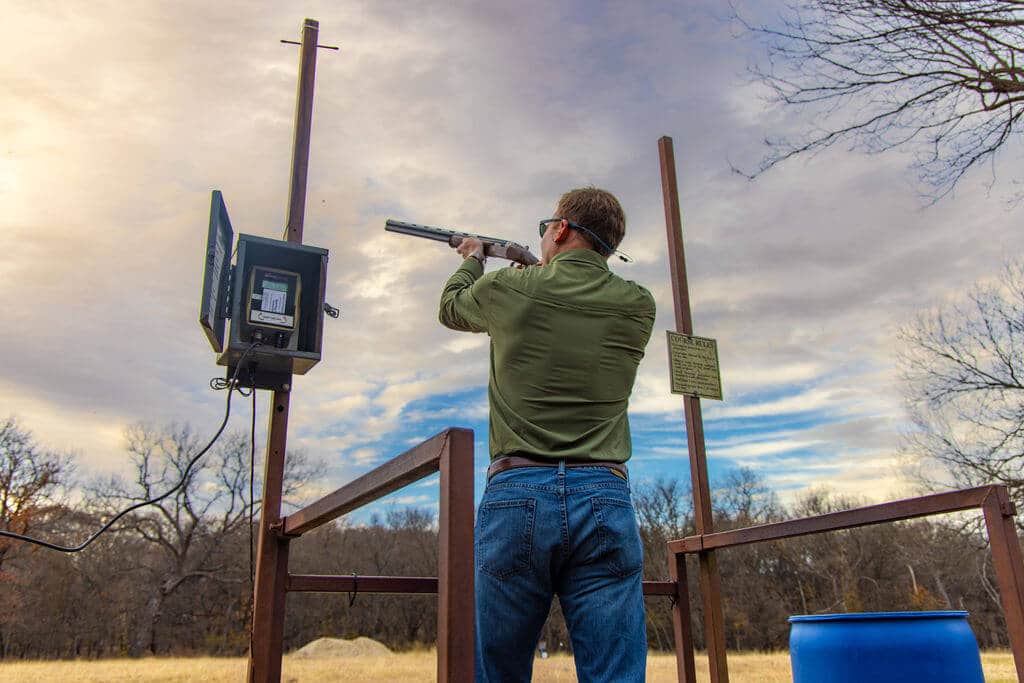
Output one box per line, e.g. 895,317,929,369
487,455,628,481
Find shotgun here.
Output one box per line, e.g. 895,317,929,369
385,219,540,266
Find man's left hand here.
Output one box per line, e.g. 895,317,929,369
455,237,485,260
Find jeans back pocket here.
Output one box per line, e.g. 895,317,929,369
590,497,643,578
476,498,536,579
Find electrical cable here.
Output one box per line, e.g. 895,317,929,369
0,343,262,553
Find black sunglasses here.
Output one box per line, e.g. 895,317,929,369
537,218,632,263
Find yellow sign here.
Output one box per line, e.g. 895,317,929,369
666,331,723,400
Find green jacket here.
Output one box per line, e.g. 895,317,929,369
439,248,655,462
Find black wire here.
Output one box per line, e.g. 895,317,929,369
0,343,262,553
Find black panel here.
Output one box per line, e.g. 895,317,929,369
199,190,234,352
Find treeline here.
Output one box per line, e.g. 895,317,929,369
0,417,1014,658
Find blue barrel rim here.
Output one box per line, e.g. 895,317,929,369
789,610,969,623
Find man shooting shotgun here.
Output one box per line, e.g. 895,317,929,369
385,219,539,266
430,188,654,682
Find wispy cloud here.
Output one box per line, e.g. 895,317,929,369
1,0,1018,516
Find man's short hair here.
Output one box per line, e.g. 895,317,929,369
555,187,626,255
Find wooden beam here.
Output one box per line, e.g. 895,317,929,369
670,486,995,554
283,430,455,536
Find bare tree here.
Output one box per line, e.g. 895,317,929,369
90,422,319,655
898,262,1024,509
633,477,693,579
716,466,783,527
0,417,73,657
0,417,73,570
738,0,1024,198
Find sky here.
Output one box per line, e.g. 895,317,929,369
2,1,1020,526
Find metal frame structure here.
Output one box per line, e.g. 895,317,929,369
247,425,683,682
656,135,1024,683
247,17,322,682
667,485,1024,682
248,428,476,681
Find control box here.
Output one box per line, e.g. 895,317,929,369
200,191,329,391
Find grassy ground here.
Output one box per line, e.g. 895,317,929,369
0,650,1015,682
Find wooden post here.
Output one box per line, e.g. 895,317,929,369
670,552,698,683
658,136,730,682
283,18,320,243
247,18,321,683
982,487,1024,681
437,429,475,681
247,393,293,683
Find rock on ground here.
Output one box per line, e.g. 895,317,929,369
289,637,393,659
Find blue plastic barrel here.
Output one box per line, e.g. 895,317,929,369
789,611,984,683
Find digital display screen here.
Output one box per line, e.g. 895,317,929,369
248,267,299,330
262,286,287,313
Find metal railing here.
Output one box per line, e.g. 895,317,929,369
247,425,689,682
667,485,1024,682
249,428,475,682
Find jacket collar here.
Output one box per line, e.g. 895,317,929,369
549,248,610,270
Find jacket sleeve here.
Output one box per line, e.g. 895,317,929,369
438,258,491,333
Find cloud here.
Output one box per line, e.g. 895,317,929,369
711,388,838,420
348,448,379,466
1,0,1019,514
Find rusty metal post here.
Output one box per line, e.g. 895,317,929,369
248,18,321,683
247,393,293,683
670,551,697,683
658,135,729,682
437,429,475,681
284,18,320,242
982,486,1024,680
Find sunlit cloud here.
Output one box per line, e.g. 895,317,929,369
0,0,1019,519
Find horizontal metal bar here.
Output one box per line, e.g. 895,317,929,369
288,575,679,598
288,574,439,593
669,486,997,554
642,581,677,596
283,429,463,536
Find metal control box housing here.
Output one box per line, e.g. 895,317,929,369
218,234,328,387
199,191,329,390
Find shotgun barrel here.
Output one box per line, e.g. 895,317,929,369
385,219,539,266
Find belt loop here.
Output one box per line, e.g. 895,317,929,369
558,460,566,476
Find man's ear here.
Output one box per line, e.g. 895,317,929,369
553,220,571,244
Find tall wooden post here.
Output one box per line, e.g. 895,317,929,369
283,18,320,243
437,429,476,681
247,18,321,683
658,136,730,682
983,487,1024,681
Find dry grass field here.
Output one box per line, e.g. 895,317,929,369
0,650,1016,682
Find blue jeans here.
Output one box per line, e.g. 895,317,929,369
474,463,647,682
